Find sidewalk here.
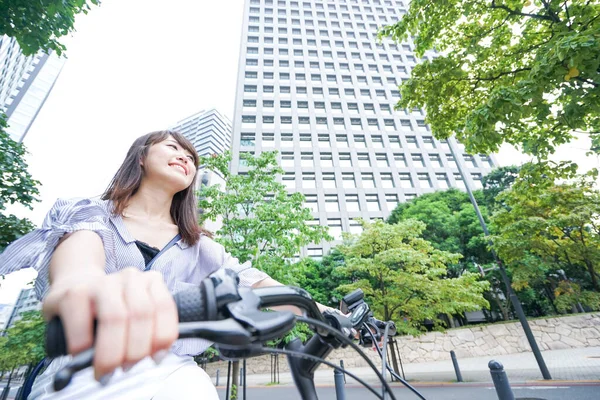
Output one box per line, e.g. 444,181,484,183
231,347,600,387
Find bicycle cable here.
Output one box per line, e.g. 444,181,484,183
365,324,427,400
259,347,384,400
298,316,398,400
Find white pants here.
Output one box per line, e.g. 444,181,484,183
29,353,219,400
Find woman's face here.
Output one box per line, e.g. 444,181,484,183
141,137,197,192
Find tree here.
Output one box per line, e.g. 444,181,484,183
197,151,331,398
482,165,521,211
0,115,40,253
379,1,600,158
336,219,489,336
492,161,600,312
387,189,492,276
0,0,99,56
198,151,330,279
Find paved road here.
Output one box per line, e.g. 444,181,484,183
216,383,600,400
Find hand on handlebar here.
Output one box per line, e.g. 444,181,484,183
43,268,178,380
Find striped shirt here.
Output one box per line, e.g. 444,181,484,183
0,197,269,356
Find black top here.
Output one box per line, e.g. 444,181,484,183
135,240,160,267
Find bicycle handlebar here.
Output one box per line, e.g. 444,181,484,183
45,269,400,399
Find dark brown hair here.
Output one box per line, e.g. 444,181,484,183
102,130,212,245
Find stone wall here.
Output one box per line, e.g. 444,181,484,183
203,313,600,376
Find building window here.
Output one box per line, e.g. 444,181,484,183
357,153,371,168
406,136,419,148
342,172,355,188
243,99,256,108
366,194,380,211
242,115,256,124
349,219,363,235
339,152,352,167
325,194,339,211
399,173,413,188
346,194,360,212
472,173,483,189
320,152,333,167
336,134,349,147
303,172,316,189
240,133,255,147
385,194,399,211
299,134,312,147
454,173,466,189
354,135,366,148
411,154,425,167
446,154,458,168
423,136,436,149
305,194,319,212
282,173,296,189
328,219,343,241
301,152,314,168
430,154,443,168
436,173,449,189
281,152,294,168
464,154,477,168
362,173,375,188
418,173,432,188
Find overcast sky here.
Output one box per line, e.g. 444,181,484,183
1,0,598,304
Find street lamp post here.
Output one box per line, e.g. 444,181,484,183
447,137,552,380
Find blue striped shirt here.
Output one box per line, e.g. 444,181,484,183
0,197,269,356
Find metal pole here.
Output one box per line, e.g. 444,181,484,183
243,359,247,400
216,369,220,387
225,361,232,400
340,360,346,383
488,360,515,400
450,350,463,382
448,137,552,380
239,368,244,387
333,369,346,400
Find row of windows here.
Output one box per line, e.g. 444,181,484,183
244,72,403,88
245,57,409,75
250,0,405,12
280,171,482,190
241,100,423,116
250,7,401,22
241,149,493,169
241,87,400,101
246,45,414,64
247,26,414,53
240,115,427,130
247,15,390,38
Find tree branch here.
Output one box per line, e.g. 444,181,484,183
540,0,562,23
474,67,532,82
574,76,599,88
490,0,558,22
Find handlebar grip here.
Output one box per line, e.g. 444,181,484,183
46,317,68,358
174,285,209,323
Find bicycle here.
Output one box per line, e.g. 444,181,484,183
45,269,428,400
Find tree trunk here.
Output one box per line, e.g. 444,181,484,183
584,259,600,292
231,360,239,399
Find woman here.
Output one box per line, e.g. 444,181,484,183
0,130,335,399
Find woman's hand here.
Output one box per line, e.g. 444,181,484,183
42,268,178,381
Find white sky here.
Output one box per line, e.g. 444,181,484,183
1,0,598,304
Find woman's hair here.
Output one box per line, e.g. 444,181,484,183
102,130,212,245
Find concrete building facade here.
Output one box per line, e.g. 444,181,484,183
0,36,65,142
230,0,497,258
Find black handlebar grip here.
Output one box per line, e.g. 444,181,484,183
342,289,364,308
46,317,68,358
174,285,209,323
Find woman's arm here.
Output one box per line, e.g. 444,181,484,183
251,276,339,315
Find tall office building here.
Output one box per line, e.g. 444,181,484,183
3,288,41,330
171,108,233,232
231,0,497,258
0,35,65,142
0,304,14,331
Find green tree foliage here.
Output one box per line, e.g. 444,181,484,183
336,219,489,336
492,161,600,312
379,1,600,158
0,311,46,370
387,188,492,275
482,165,521,211
0,0,99,56
198,151,331,280
287,249,350,307
0,115,40,253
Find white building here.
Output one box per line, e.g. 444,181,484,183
4,287,41,329
0,304,14,331
0,35,65,142
171,109,233,233
230,0,497,258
